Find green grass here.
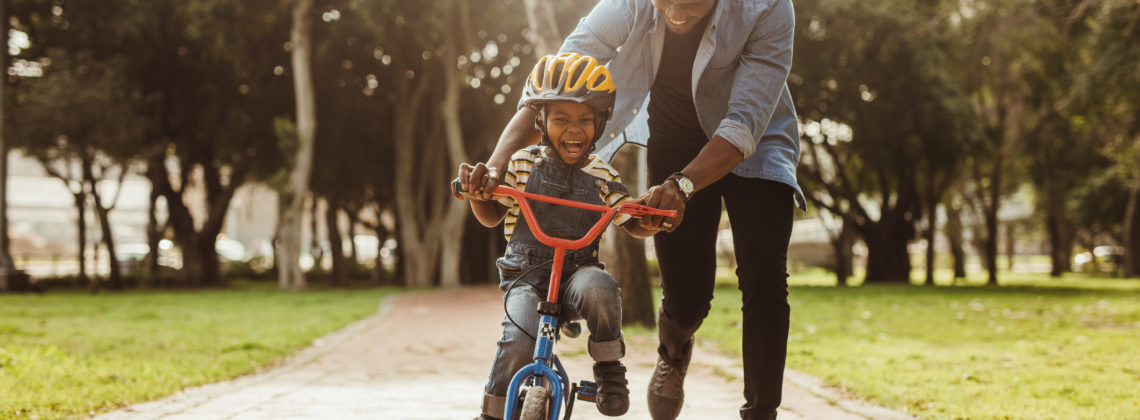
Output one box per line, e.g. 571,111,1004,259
697,274,1140,419
0,285,396,420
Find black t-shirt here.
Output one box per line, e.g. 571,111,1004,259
647,12,713,181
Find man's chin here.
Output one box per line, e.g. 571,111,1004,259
666,22,694,34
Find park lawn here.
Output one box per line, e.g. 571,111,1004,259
697,274,1140,419
0,285,396,420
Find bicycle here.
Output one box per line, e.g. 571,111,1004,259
453,178,676,420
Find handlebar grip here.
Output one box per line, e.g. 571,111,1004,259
451,178,467,196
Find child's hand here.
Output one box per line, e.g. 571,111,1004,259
456,162,501,201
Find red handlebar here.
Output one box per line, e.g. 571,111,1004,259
452,177,676,302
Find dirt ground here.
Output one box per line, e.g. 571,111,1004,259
95,286,914,420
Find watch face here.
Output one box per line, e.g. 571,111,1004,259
679,177,694,194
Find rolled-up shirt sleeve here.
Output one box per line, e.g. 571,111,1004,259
713,0,795,160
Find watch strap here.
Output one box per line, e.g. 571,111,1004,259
667,172,694,202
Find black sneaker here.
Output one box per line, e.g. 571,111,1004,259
593,361,630,416
647,340,692,420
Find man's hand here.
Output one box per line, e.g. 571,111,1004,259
456,162,501,201
637,181,687,232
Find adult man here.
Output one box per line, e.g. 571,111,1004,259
467,0,804,418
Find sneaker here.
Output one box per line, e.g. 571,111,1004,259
593,361,630,416
647,340,692,420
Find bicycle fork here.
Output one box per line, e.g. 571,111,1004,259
503,313,565,420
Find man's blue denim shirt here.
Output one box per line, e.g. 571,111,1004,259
538,0,806,209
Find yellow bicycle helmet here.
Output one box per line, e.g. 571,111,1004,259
521,53,617,143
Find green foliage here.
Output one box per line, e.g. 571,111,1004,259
0,287,395,419
9,53,146,158
1073,0,1140,147
700,280,1140,419
792,0,977,281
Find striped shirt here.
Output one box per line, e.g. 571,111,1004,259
496,147,632,242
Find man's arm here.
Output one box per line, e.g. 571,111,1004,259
460,108,541,202
487,107,541,179
641,0,796,230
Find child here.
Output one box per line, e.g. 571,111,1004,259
457,53,660,419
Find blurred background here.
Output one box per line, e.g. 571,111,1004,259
0,0,1137,294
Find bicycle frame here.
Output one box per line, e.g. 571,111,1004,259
453,179,675,420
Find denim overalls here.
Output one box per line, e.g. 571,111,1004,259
482,146,628,410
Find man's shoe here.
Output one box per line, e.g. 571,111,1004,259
647,340,693,420
593,361,630,416
472,415,500,420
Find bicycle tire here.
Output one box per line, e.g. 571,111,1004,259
519,385,550,420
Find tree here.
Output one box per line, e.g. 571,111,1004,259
1073,0,1140,275
354,0,531,288
957,0,1067,285
84,155,130,290
0,0,14,290
277,0,317,290
136,0,293,287
10,53,146,290
943,193,968,280
792,0,974,283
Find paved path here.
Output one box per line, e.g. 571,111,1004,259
95,286,915,420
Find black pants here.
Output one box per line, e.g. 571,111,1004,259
650,163,795,420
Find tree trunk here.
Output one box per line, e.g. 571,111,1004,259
179,237,203,288
522,0,561,56
85,163,123,290
325,195,346,286
436,0,473,289
983,213,999,285
393,222,406,286
146,155,240,289
601,146,654,327
392,76,440,288
174,232,220,288
1041,150,1073,277
145,187,162,282
1124,174,1140,276
91,197,122,290
346,209,358,271
1005,223,1016,271
74,192,89,284
372,223,389,284
278,0,317,290
1045,191,1073,277
863,222,912,283
982,156,1003,286
0,0,11,274
164,188,226,288
832,221,855,286
924,194,937,286
944,201,966,280
310,196,324,273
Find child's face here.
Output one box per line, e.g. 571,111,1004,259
543,102,597,165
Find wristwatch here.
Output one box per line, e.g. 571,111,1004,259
667,172,694,202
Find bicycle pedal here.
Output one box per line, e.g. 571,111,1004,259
575,380,598,402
